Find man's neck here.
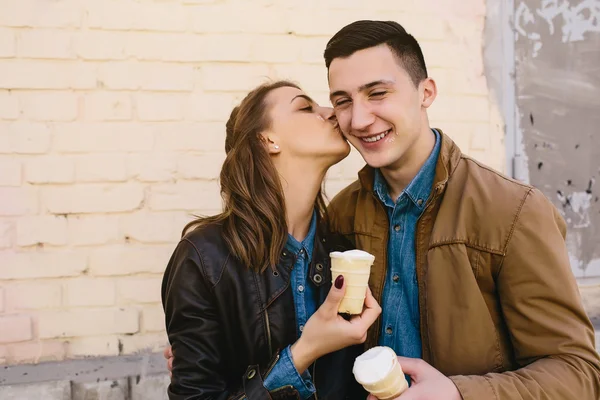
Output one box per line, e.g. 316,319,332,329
380,128,436,201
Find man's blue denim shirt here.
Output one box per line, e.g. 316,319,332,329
374,129,441,362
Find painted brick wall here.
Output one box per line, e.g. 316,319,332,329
0,0,504,364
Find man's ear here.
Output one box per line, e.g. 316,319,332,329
261,131,281,154
420,77,437,109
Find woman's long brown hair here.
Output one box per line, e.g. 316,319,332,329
183,80,329,273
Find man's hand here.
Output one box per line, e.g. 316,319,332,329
163,345,174,377
367,357,462,400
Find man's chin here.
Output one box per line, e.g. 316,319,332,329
357,151,392,170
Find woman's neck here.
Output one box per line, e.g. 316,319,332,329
278,163,326,243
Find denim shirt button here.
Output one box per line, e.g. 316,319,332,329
394,224,401,232
386,326,393,335
392,274,400,282
298,285,304,293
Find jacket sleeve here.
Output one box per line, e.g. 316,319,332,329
162,239,300,400
450,188,600,400
263,345,316,399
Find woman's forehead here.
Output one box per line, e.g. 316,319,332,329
268,86,316,107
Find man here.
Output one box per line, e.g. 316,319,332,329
323,20,600,399
165,20,600,399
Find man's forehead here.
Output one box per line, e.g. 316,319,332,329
327,49,402,94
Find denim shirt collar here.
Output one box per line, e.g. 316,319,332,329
373,129,441,210
284,209,317,260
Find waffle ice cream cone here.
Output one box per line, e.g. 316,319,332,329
353,346,408,400
329,250,375,314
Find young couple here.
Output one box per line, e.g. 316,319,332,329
161,20,600,400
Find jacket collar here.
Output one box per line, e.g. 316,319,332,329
263,227,331,310
357,129,462,197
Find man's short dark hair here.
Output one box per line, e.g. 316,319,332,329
324,20,428,87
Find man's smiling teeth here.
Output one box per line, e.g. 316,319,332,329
362,129,390,143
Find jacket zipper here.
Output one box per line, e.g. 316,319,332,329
372,192,389,347
264,309,273,359
264,352,280,378
270,385,295,396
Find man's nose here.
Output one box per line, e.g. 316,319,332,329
351,101,375,131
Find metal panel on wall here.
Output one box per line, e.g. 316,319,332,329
514,0,600,278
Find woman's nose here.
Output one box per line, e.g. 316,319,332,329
316,106,335,122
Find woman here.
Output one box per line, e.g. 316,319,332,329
161,80,381,400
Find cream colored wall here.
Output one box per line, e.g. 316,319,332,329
0,0,504,364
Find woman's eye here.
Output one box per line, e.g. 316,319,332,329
300,105,313,112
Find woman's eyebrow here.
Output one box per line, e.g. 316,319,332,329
290,94,314,104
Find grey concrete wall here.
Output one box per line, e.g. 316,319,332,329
513,0,600,279
0,375,169,400
0,353,169,400
485,0,600,336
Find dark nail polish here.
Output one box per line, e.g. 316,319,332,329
334,275,344,289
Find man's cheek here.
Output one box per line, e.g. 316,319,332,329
338,119,352,137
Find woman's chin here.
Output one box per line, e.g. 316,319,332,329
326,145,351,167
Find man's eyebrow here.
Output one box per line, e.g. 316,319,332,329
329,79,395,99
359,79,395,91
290,94,314,104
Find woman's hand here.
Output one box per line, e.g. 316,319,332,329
164,346,173,377
290,275,381,373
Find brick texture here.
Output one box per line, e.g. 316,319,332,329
0,0,508,364
66,335,120,358
0,156,22,186
64,278,116,307
0,90,19,119
6,340,66,364
0,315,33,344
37,308,139,339
16,215,68,246
4,281,62,311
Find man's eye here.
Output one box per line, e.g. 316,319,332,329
335,99,350,107
371,91,386,97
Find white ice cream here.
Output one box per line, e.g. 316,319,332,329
329,249,375,262
352,346,395,384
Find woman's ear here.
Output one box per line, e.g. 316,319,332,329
261,132,281,155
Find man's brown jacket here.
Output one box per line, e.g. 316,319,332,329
328,131,600,399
